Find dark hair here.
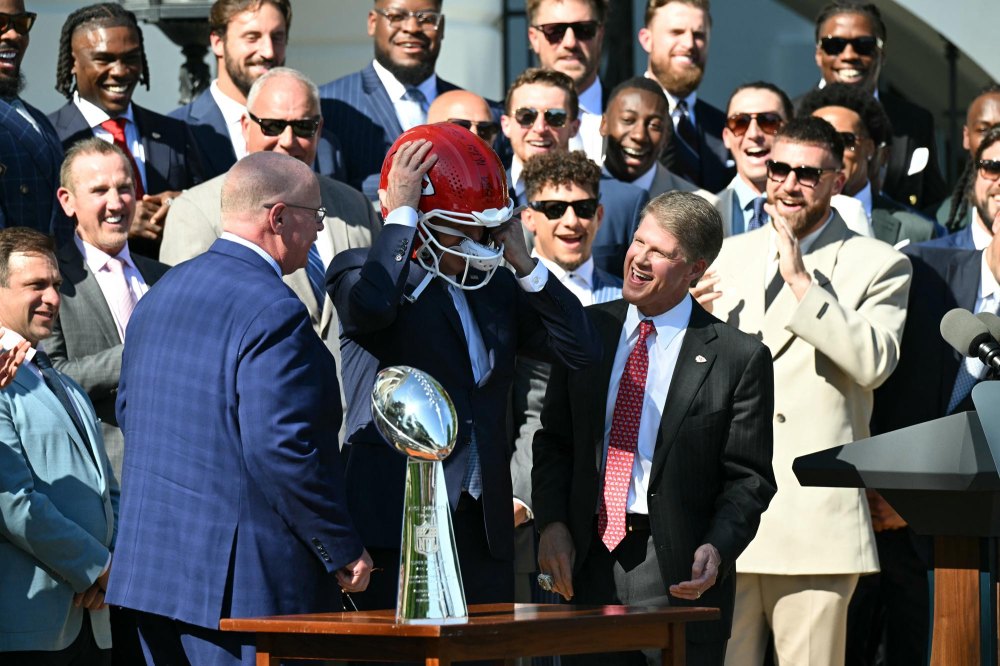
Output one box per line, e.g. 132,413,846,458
504,67,579,120
645,0,711,28
607,76,668,109
526,0,608,24
725,81,794,121
775,116,845,166
947,123,1000,232
522,150,601,201
643,191,723,268
60,137,131,191
797,82,892,146
56,3,150,100
210,0,292,37
814,1,886,43
0,228,56,288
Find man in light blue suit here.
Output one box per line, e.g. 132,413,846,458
107,152,370,666
0,227,118,664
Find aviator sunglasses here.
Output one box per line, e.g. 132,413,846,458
765,160,837,188
0,12,35,35
529,199,599,220
978,159,1000,181
531,20,601,44
513,107,569,129
725,112,783,136
247,111,321,139
818,35,883,57
448,119,500,143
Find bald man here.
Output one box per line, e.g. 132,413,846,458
428,90,502,149
108,152,371,666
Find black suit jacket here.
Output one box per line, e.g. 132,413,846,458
532,299,776,643
48,102,205,193
659,97,733,194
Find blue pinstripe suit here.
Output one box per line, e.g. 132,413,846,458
319,63,459,200
0,98,70,244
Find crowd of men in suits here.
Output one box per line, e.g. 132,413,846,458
1,0,999,664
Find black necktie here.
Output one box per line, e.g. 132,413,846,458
675,100,701,153
764,270,785,310
34,351,95,460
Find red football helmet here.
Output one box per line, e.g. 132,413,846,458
380,123,515,292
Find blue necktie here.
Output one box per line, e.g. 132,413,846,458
305,244,326,308
748,196,768,231
34,351,95,461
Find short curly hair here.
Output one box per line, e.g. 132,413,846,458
797,82,892,146
522,150,601,201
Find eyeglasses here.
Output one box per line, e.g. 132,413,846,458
374,7,443,31
448,119,500,143
766,160,837,188
531,21,601,44
247,112,321,139
513,107,569,129
263,202,327,223
978,159,1000,181
725,112,783,137
818,35,883,57
0,12,36,36
529,199,599,220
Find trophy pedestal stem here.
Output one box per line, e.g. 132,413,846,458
397,459,468,624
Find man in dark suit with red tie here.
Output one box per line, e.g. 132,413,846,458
533,191,776,666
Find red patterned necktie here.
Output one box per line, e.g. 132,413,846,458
99,117,145,200
599,319,654,551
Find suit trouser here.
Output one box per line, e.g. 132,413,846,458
133,610,257,666
726,572,858,666
3,613,111,666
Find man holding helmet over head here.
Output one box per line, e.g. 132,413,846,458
328,122,600,611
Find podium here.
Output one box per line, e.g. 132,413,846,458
793,382,1000,666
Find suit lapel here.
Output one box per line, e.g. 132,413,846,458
362,64,404,139
57,243,121,348
870,208,901,245
0,99,59,179
133,105,163,193
52,103,92,148
13,367,95,470
939,250,983,413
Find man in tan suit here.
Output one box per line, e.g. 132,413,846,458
161,66,380,357
696,116,911,665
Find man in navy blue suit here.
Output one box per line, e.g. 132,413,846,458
107,151,371,666
0,0,70,244
49,3,204,259
328,123,600,610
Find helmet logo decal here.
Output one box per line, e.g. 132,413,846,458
421,173,435,196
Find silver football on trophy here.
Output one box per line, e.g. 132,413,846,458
371,366,458,461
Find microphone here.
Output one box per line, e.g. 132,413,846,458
976,311,1000,343
940,308,1000,372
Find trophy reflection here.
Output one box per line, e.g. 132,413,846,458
371,365,468,624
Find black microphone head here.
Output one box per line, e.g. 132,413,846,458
976,311,1000,343
941,308,992,357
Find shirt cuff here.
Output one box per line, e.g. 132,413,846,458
513,497,534,522
517,260,549,292
385,206,419,228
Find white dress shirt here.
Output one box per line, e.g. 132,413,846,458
75,236,149,342
372,59,438,131
602,296,693,515
971,209,993,250
534,252,596,306
569,78,604,164
73,93,148,190
209,80,249,161
9,98,40,133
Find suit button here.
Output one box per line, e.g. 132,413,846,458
775,413,786,423
20,184,29,195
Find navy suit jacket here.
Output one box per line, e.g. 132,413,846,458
920,224,975,251
49,101,205,194
327,223,601,563
319,64,459,199
659,97,733,194
169,88,344,181
0,98,70,244
107,239,362,629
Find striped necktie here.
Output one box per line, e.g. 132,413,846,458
305,244,326,307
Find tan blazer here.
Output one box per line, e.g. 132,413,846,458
709,212,911,575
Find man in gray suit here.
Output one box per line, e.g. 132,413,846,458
47,138,169,482
0,227,118,664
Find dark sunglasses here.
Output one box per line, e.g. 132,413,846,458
247,111,321,138
513,107,569,129
978,159,1000,181
529,199,599,220
448,118,500,143
531,20,601,44
766,160,837,188
0,12,36,35
818,35,883,57
725,112,783,136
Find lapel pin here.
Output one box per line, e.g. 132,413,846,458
695,355,707,363
151,132,162,139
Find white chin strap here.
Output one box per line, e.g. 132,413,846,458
409,220,504,299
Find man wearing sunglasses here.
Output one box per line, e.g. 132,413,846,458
49,3,205,261
704,117,911,666
501,68,647,279
0,0,72,245
162,68,380,436
527,0,607,164
804,1,946,212
799,83,938,247
427,90,500,148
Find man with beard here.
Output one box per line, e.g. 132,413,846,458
320,0,458,200
639,0,731,193
0,0,71,244
49,3,204,260
527,0,607,164
699,117,911,666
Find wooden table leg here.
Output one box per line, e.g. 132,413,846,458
255,634,278,666
662,622,685,666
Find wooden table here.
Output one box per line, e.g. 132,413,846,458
220,602,720,666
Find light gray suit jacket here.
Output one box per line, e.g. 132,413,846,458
46,242,170,479
0,362,117,652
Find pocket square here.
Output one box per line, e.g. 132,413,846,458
695,355,707,363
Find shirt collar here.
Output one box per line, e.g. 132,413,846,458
220,231,282,277
578,78,603,115
972,208,994,250
210,79,247,127
74,91,135,129
75,233,134,274
510,155,525,196
855,181,874,219
981,251,1000,302
624,293,693,349
729,174,762,211
371,59,438,105
642,70,697,116
767,211,833,262
534,251,595,290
